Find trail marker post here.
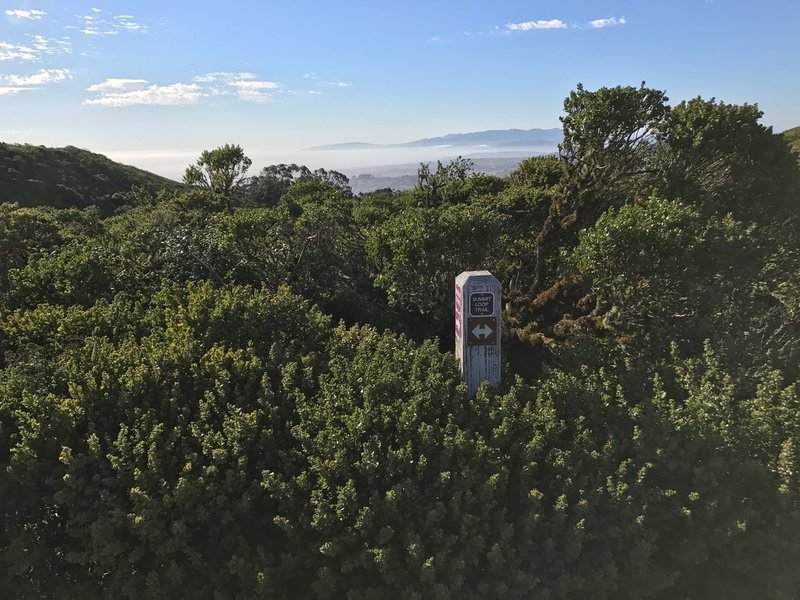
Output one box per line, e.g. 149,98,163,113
455,270,501,397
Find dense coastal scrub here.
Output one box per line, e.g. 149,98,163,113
2,84,799,598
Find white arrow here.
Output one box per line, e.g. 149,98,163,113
472,323,493,339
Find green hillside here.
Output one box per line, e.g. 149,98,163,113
783,126,800,157
0,143,182,213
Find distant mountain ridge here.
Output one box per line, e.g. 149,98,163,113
310,127,563,151
0,142,182,213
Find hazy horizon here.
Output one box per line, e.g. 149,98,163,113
97,140,559,181
2,0,799,180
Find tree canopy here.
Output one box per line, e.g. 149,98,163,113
2,83,800,598
183,143,253,196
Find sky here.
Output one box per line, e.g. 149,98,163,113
1,0,799,179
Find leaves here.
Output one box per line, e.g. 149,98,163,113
2,82,800,598
183,144,253,197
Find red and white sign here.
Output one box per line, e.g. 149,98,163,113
455,284,462,338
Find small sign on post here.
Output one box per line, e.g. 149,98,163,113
455,271,501,397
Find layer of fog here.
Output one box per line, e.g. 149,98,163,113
104,143,558,181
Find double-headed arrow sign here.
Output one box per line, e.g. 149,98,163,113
472,323,493,339
466,316,497,346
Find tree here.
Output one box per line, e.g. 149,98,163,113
366,202,507,336
508,154,562,189
240,164,351,208
414,157,473,207
566,196,768,365
183,144,252,196
659,98,800,222
525,83,670,297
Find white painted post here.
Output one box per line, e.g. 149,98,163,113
455,270,501,397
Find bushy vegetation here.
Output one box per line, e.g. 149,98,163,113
1,84,799,598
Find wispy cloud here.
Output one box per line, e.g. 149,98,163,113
194,72,280,102
5,9,46,20
86,78,149,93
229,79,279,102
590,16,627,28
30,35,72,56
229,80,279,90
113,14,148,33
0,41,37,61
82,67,316,108
84,80,204,106
82,28,117,36
3,68,72,86
0,68,72,96
85,73,283,106
79,9,149,36
231,81,275,102
298,72,352,93
82,19,118,36
194,72,258,84
0,36,68,61
0,86,33,96
452,15,628,39
506,19,568,31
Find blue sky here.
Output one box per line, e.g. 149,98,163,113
1,0,798,177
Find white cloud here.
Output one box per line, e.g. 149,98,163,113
0,41,37,61
31,35,71,55
79,10,148,35
230,80,279,102
297,73,351,91
86,78,148,92
194,71,257,83
82,26,117,36
230,80,279,90
114,15,148,32
0,68,72,97
590,16,626,28
84,72,284,107
506,19,567,31
84,81,204,106
0,86,34,96
5,9,46,20
194,72,279,102
235,89,273,103
0,35,70,61
3,68,72,86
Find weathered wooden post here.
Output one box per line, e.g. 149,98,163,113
455,270,501,397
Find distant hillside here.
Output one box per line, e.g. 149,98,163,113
402,128,563,148
310,127,562,151
783,126,800,158
0,143,182,213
